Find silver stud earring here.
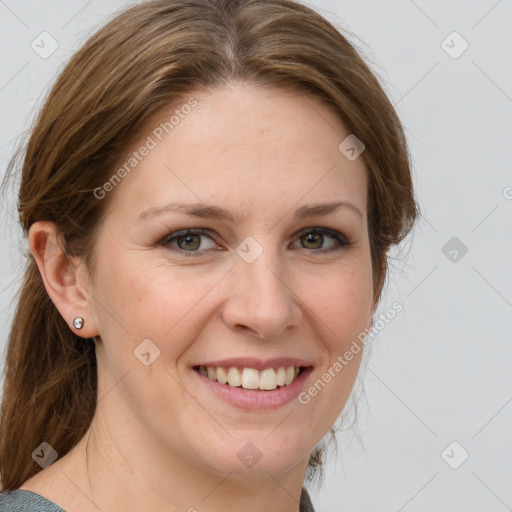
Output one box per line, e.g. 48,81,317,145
73,316,84,330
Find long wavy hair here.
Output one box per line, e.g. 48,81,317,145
0,0,418,491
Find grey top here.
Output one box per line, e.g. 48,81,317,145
0,487,316,511
0,489,65,511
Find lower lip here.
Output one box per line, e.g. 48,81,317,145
193,367,313,410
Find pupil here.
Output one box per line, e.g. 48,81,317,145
180,235,200,250
304,233,321,249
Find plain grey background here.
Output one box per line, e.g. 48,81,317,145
0,1,511,511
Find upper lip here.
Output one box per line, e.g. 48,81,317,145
192,357,313,371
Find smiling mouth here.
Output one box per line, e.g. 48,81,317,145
193,365,309,391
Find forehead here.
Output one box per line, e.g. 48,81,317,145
103,84,368,222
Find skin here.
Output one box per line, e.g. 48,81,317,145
23,83,377,512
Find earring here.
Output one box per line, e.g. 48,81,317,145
73,316,84,330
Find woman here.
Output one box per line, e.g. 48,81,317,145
0,0,418,510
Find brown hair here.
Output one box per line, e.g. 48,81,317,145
0,0,418,491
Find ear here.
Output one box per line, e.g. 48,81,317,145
28,221,99,339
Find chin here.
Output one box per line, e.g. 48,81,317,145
194,436,311,478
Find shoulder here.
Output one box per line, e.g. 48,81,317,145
1,487,313,512
0,489,66,511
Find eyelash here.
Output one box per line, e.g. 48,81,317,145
160,227,352,257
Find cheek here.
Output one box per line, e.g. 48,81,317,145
305,260,374,338
94,247,373,343
295,261,372,428
94,254,222,352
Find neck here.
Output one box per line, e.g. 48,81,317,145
44,402,310,512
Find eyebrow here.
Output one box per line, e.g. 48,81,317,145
137,200,363,223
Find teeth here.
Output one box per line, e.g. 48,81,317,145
276,366,286,386
197,365,304,391
217,366,228,384
259,368,277,390
241,368,259,389
227,367,241,387
285,366,295,385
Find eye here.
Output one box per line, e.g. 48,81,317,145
160,228,218,256
292,227,351,252
160,227,351,257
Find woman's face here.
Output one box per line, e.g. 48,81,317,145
87,83,375,478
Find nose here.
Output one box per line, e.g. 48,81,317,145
221,246,303,339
